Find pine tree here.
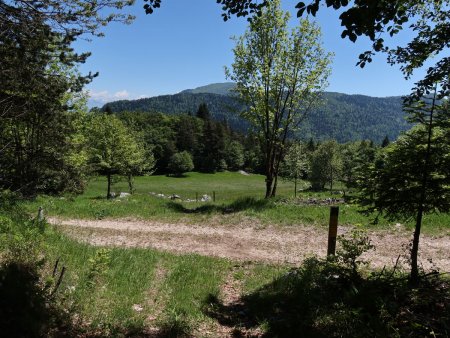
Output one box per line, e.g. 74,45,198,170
196,103,211,121
357,94,450,284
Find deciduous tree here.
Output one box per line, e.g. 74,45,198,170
280,142,309,197
168,151,194,177
86,114,149,198
309,140,342,191
224,141,245,171
226,0,332,197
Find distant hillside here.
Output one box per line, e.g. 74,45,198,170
102,84,410,143
299,92,408,142
105,92,246,131
180,82,236,96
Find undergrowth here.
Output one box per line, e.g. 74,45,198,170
203,231,450,337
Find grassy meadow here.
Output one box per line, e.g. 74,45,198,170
22,171,450,233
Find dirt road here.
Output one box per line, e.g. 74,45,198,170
49,217,450,272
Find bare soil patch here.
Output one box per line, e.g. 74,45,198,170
49,217,450,272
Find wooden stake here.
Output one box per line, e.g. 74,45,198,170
327,206,339,256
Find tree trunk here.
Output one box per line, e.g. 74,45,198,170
411,207,423,284
265,176,273,198
410,85,437,285
330,168,333,193
271,174,278,197
128,174,134,194
107,173,112,199
294,174,297,198
265,146,275,198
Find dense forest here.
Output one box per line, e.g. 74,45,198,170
100,83,410,143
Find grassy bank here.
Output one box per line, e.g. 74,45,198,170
0,203,286,336
2,215,448,337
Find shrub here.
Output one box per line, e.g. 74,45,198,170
168,151,194,176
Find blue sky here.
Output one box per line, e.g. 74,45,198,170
75,0,431,106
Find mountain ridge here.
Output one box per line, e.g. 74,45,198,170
101,83,410,143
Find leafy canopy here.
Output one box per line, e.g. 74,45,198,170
226,0,332,197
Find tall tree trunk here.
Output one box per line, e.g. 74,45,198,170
410,85,437,285
269,145,285,198
107,173,112,199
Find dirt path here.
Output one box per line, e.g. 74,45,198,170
49,217,450,272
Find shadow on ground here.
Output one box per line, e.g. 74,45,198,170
0,262,77,337
202,257,450,338
0,262,192,338
166,197,273,215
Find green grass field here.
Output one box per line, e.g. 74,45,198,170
22,171,450,233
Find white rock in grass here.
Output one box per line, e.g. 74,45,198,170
201,194,211,202
119,192,130,198
132,304,143,312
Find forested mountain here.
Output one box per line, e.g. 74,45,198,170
103,92,246,132
180,82,236,96
101,83,410,143
298,92,408,143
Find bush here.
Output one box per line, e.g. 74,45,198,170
168,151,194,176
225,141,244,170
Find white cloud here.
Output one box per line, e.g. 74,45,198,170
86,89,131,103
85,89,151,108
88,90,110,103
113,90,130,99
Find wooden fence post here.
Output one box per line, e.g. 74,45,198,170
327,206,339,256
213,191,216,202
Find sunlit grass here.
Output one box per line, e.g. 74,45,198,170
21,171,449,233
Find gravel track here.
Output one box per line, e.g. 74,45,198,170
49,217,450,272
